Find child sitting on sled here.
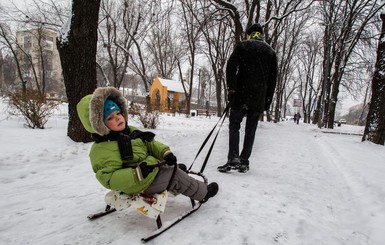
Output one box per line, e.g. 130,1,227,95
76,86,218,203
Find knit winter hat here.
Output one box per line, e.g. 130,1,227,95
103,99,121,122
246,23,263,35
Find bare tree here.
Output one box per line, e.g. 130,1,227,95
210,0,244,44
208,0,314,119
0,22,27,92
97,0,132,88
273,12,310,122
317,0,385,129
296,31,323,123
200,17,233,116
362,13,385,145
147,14,180,79
0,45,17,95
97,0,158,90
173,0,206,114
184,0,233,115
123,1,167,109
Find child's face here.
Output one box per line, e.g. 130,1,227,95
105,111,126,131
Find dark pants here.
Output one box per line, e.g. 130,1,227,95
228,107,261,165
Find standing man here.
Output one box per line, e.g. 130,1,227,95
218,23,278,173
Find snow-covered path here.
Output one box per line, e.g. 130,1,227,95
248,123,371,244
0,113,384,245
193,121,378,245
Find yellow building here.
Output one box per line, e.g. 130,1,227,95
150,75,188,113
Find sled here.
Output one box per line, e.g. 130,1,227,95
87,170,207,242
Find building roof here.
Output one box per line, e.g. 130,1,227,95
158,78,188,93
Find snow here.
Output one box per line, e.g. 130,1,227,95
57,1,72,44
158,78,187,93
58,15,71,44
1,99,385,245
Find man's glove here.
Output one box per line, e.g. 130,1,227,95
228,90,236,102
164,153,177,166
139,163,154,179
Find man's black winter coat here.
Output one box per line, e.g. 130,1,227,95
226,38,278,112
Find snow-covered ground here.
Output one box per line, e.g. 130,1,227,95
1,99,384,245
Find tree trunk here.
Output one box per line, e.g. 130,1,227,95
312,94,321,125
211,0,243,43
216,68,223,116
57,0,101,142
274,77,283,122
362,14,385,145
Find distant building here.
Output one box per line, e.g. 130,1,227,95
150,75,188,113
16,28,64,97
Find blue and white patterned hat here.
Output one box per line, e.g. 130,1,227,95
103,99,121,122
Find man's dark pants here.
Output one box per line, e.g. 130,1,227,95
228,106,261,166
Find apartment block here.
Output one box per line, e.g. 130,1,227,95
16,28,64,98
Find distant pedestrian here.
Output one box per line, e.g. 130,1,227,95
217,23,278,173
294,112,301,124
